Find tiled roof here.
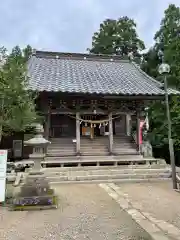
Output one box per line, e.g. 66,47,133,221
27,51,178,96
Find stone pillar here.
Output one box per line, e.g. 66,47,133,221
76,112,80,154
136,112,140,153
109,112,113,154
126,114,131,136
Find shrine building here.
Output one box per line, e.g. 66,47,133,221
26,50,178,158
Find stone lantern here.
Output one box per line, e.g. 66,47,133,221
11,124,58,210
24,123,50,174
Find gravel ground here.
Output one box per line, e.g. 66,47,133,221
117,181,180,229
0,184,153,240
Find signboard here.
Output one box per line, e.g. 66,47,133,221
0,150,7,202
11,195,58,211
82,127,91,136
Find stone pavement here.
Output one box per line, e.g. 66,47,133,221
100,181,180,239
0,184,153,240
117,181,180,229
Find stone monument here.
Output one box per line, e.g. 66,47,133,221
141,141,153,158
11,124,58,210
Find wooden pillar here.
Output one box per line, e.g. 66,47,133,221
136,112,140,153
76,112,80,154
109,112,113,154
44,111,51,139
126,114,131,136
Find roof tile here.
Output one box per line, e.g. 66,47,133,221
27,52,179,96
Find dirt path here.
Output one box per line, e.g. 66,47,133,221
0,184,152,240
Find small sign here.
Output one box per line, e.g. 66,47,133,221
0,150,8,202
11,195,58,211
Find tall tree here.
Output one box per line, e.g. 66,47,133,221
142,4,180,150
88,17,145,56
0,45,38,142
154,4,180,88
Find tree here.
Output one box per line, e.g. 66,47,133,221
141,48,161,80
0,45,38,142
142,4,180,151
23,45,33,61
154,4,180,88
88,17,145,57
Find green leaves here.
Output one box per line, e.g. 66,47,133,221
88,17,145,56
0,45,38,140
140,4,180,150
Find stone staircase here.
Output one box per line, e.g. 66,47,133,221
47,138,76,157
40,164,172,183
43,136,145,166
12,137,173,184
10,162,174,184
113,136,138,155
80,137,109,156
47,135,138,157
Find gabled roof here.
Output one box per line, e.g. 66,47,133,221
27,50,178,96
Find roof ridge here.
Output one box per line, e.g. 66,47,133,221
32,50,129,62
131,61,163,87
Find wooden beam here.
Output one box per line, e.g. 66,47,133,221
76,112,80,155
126,114,131,136
109,112,113,154
136,111,141,153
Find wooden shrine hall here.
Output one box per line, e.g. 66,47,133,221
27,50,179,158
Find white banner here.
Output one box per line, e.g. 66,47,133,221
0,150,7,202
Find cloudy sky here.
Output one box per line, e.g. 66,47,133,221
0,0,179,52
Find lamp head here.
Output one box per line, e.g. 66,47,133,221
158,63,170,74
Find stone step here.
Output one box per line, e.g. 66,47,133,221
43,164,169,172
80,150,109,153
80,145,108,147
113,148,137,152
113,152,138,155
16,177,169,185
45,172,171,182
49,142,75,144
113,143,136,147
48,145,75,148
47,152,76,155
42,157,159,167
45,155,144,161
47,155,76,158
14,157,158,167
43,168,171,177
48,149,75,152
80,153,109,156
80,145,108,148
47,178,170,184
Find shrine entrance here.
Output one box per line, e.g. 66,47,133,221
80,115,109,138
50,114,76,138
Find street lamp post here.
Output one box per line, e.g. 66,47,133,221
158,59,177,189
